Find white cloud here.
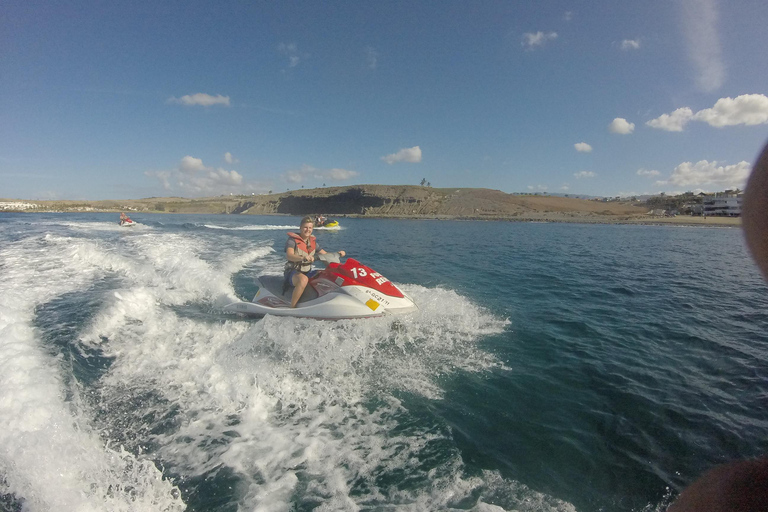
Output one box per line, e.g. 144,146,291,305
168,93,231,107
326,168,359,180
179,155,206,173
609,118,635,134
564,12,573,21
278,42,304,68
647,94,768,132
522,31,558,49
574,142,593,153
146,156,258,196
680,0,725,92
224,152,239,164
621,39,641,50
365,46,378,69
147,170,172,190
527,184,548,191
284,171,306,184
382,146,422,164
574,171,596,179
180,158,243,192
560,184,570,191
207,168,243,187
637,168,661,177
692,94,768,127
655,160,751,189
646,107,694,131
283,164,360,184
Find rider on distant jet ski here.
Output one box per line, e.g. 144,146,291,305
285,216,345,307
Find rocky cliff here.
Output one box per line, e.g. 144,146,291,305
4,185,646,221
240,185,643,219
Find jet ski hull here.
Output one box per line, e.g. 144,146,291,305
224,258,417,320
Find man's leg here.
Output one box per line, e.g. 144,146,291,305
290,272,309,307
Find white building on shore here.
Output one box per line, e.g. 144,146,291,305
0,202,39,211
702,192,742,217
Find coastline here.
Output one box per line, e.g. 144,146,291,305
1,184,742,228
338,212,741,227
1,209,740,228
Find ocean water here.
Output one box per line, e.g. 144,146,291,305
1,212,767,512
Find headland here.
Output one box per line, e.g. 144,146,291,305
0,185,741,227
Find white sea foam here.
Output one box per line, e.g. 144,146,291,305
1,219,572,511
0,234,184,511
80,261,527,510
60,221,153,232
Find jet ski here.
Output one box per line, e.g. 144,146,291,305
119,213,137,227
224,254,417,319
315,219,339,229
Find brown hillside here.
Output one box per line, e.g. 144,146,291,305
240,185,644,219
7,185,736,225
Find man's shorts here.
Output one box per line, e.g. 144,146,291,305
284,269,320,285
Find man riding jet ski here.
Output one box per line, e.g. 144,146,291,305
119,212,136,226
223,216,417,319
284,216,345,307
314,214,340,229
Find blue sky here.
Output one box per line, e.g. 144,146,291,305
3,0,768,200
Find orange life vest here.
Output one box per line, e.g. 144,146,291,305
286,232,317,273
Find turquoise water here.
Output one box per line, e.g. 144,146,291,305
1,212,767,512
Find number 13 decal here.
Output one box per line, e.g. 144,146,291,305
350,267,367,279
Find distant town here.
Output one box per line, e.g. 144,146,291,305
510,189,743,217
637,189,743,217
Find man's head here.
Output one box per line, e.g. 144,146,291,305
299,216,314,238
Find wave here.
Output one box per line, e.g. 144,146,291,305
0,221,575,511
35,220,154,232
0,234,183,511
204,224,297,231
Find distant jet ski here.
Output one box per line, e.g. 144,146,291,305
315,220,341,229
224,254,417,319
119,213,137,227
314,218,340,229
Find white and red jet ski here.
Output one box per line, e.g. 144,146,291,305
224,256,417,319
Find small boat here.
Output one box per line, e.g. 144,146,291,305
224,255,417,319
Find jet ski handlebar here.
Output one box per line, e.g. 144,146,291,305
317,252,343,264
